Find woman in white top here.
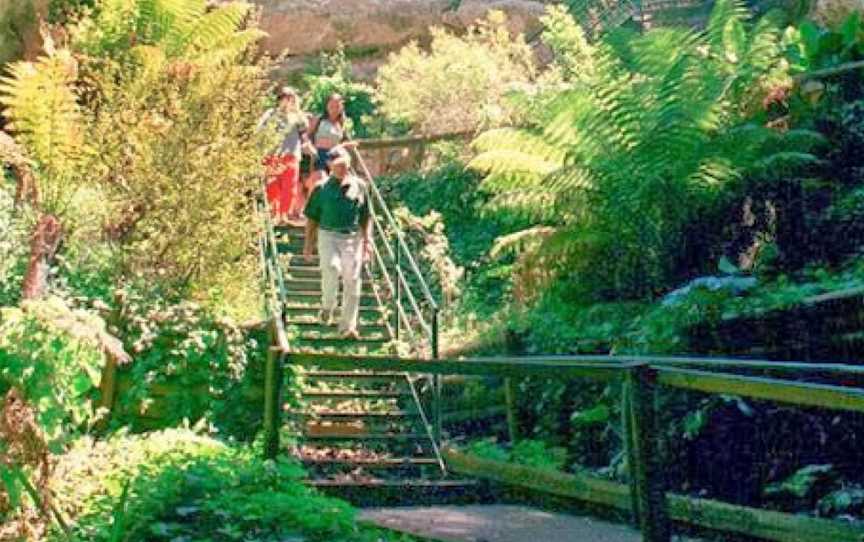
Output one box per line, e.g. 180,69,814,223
304,93,357,193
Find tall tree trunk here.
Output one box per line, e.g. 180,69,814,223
21,214,62,300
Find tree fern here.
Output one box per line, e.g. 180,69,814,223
0,49,84,214
471,0,820,301
73,0,261,64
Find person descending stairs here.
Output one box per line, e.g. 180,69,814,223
274,222,461,495
263,147,471,499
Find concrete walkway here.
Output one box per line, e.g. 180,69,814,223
361,505,647,542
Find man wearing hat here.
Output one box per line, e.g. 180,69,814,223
302,146,371,340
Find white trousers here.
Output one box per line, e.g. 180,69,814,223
318,229,363,333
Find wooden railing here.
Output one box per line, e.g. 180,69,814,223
257,192,292,460
255,143,864,542
356,131,472,177
275,351,864,542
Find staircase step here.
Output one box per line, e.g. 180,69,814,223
277,243,311,255
297,334,390,346
285,279,376,293
284,321,389,334
284,304,384,315
301,390,410,399
279,253,320,264
300,371,407,379
284,292,379,307
290,410,417,419
302,457,439,467
284,265,322,275
304,433,427,442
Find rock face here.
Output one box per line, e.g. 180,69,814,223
254,0,548,57
0,0,48,65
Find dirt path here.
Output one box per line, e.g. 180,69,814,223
361,504,650,542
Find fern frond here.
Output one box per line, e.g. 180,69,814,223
138,0,206,46
0,49,84,211
490,226,557,259
192,28,267,65
171,1,253,56
706,0,750,54
470,149,561,178
753,152,825,174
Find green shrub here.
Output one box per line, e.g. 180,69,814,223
0,296,107,448
0,184,30,307
2,0,268,303
471,0,820,302
41,429,415,541
464,438,568,472
109,288,259,438
376,10,536,133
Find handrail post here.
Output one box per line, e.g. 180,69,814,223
394,237,401,341
264,319,282,460
625,364,670,542
432,308,442,445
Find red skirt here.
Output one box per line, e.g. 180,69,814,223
263,155,299,217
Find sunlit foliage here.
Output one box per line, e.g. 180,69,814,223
376,10,536,134
471,0,823,301
0,0,270,294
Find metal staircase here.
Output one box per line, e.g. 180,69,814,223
258,150,470,498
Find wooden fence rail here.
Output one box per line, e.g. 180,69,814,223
269,348,864,542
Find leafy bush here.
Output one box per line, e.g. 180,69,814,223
18,429,413,541
109,288,259,437
0,297,108,534
1,0,268,302
376,10,537,133
0,297,107,448
785,11,864,72
471,0,820,302
375,155,531,349
465,438,568,472
540,5,596,85
0,184,30,306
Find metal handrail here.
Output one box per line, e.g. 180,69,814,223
258,186,291,352
352,148,439,310
349,146,440,359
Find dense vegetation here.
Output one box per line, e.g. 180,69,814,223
372,0,864,524
4,0,864,537
0,0,411,539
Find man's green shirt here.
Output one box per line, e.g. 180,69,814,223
304,176,370,233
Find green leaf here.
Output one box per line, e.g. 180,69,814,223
718,256,739,275
722,18,746,63
841,12,861,49
570,404,610,426
765,464,834,498
72,372,94,395
683,409,707,439
799,21,822,62
0,465,22,509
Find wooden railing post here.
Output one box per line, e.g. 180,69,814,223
394,237,401,341
504,377,519,443
263,319,282,460
626,364,671,542
432,309,442,444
